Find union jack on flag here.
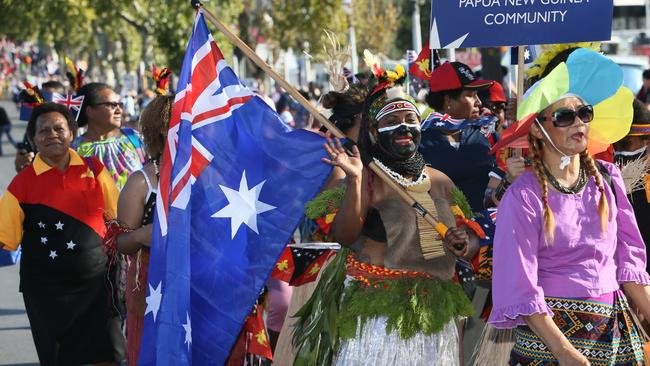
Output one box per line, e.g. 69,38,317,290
422,111,498,131
138,9,331,365
51,93,84,121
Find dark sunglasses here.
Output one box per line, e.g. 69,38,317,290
537,104,594,128
93,101,124,109
484,102,506,112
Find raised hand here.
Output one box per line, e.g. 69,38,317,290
322,136,363,180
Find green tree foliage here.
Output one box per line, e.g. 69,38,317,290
0,0,242,79
393,0,429,56
269,0,347,61
351,0,401,59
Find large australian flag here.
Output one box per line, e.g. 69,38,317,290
138,9,332,365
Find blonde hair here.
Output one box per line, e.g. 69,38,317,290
527,133,609,242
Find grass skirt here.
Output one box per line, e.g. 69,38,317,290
334,317,459,366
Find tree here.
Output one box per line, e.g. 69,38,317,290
269,0,348,61
0,0,244,88
351,0,401,60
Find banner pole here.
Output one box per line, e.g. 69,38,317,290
514,46,526,159
197,3,450,250
516,46,525,106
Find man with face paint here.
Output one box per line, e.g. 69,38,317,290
370,98,424,175
314,64,479,366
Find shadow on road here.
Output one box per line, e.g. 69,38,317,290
0,308,25,316
0,326,30,332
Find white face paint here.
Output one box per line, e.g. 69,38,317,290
377,122,421,133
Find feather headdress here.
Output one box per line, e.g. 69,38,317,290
19,81,45,105
363,49,406,96
323,30,351,93
526,42,601,81
151,64,172,96
64,56,85,93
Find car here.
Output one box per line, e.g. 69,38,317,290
607,55,649,94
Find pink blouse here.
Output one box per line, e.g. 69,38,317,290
488,161,650,329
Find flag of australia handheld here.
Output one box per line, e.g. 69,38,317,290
139,9,332,365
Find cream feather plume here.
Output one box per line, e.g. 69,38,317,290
323,30,350,92
620,155,649,195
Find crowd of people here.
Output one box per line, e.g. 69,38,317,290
0,39,649,366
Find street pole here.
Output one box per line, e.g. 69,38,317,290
412,0,422,52
343,0,358,74
646,0,650,33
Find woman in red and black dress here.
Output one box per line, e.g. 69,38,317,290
0,103,124,365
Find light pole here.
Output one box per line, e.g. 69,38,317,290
343,0,358,74
412,0,423,52
646,0,650,33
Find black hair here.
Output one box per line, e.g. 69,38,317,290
644,69,650,80
76,82,112,127
425,88,463,110
321,84,369,134
41,81,65,93
27,103,78,142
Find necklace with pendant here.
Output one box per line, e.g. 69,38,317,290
543,163,588,194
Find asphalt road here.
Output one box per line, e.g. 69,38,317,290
0,99,40,366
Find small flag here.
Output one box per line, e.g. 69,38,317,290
422,112,499,131
52,93,85,121
510,46,536,65
406,50,417,67
409,40,435,81
271,246,335,286
19,91,52,121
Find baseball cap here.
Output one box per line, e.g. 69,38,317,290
428,62,493,92
479,82,507,103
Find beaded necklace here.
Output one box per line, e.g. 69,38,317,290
372,157,428,187
543,163,588,194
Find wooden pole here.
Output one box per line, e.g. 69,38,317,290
513,46,526,158
197,4,449,250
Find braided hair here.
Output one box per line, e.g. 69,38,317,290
527,133,556,241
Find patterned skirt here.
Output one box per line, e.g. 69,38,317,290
510,292,645,366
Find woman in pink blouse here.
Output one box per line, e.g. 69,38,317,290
489,49,650,365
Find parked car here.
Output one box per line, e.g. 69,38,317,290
608,55,649,93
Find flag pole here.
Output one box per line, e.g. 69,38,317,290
516,46,525,106
513,46,526,159
196,3,451,255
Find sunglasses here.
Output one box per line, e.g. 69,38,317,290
537,104,594,128
484,102,505,112
93,101,124,109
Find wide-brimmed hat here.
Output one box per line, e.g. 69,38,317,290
428,62,493,93
490,48,633,155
